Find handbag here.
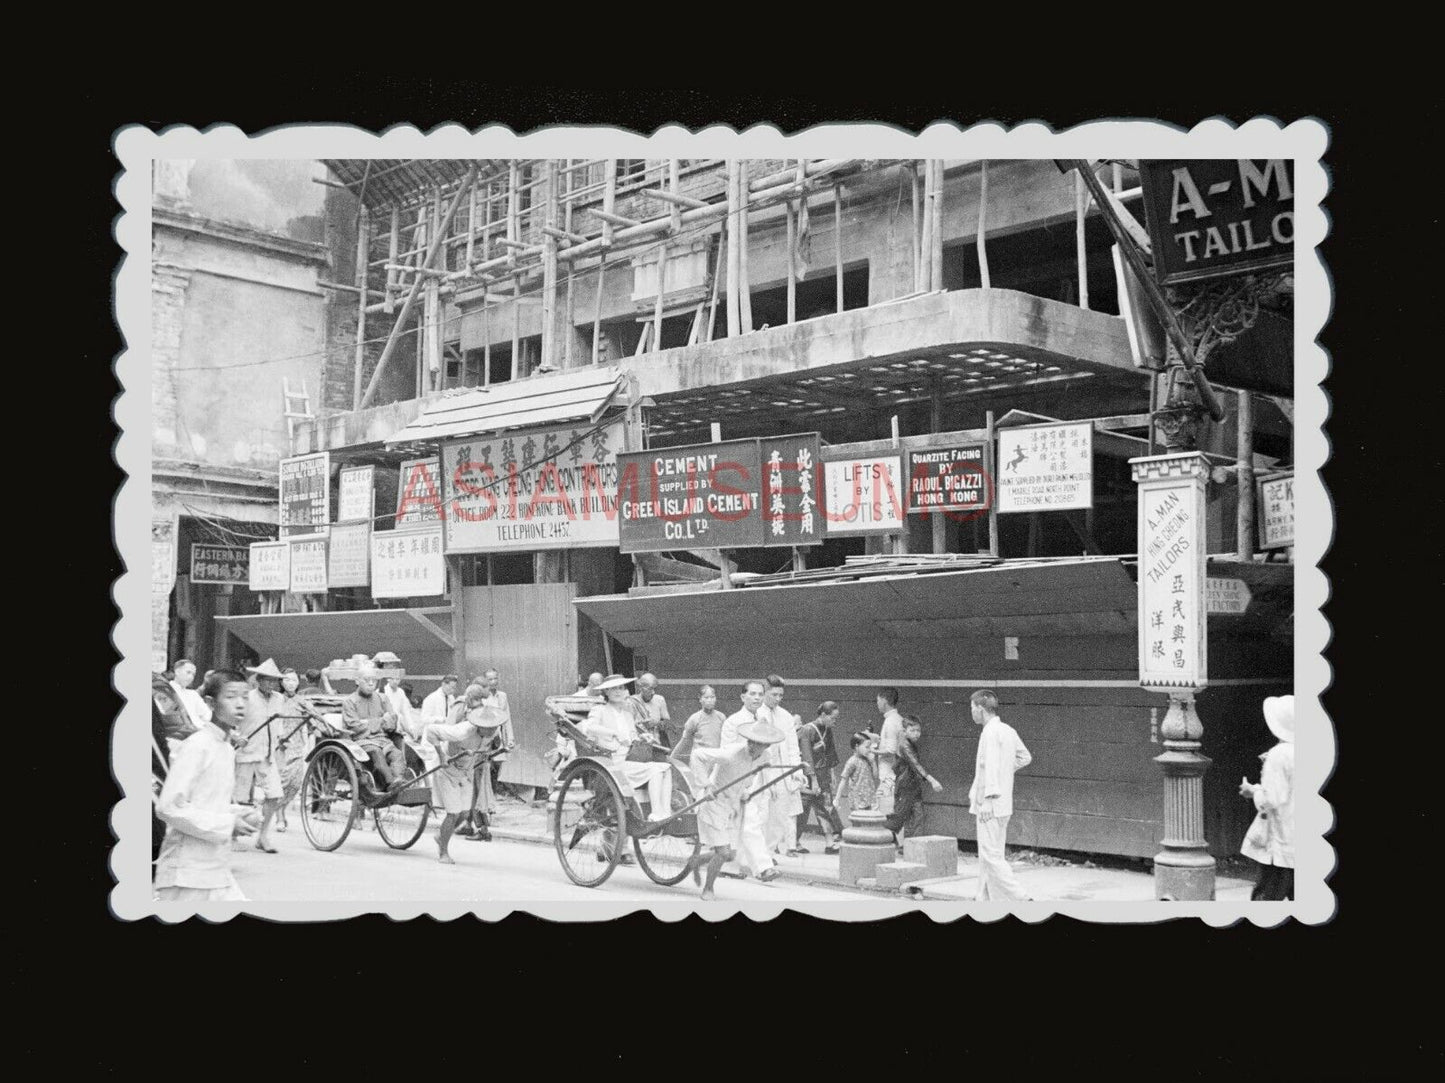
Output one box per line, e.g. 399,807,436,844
1243,810,1270,851
626,737,658,762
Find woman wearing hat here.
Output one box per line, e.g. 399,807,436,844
578,675,674,822
1240,695,1295,901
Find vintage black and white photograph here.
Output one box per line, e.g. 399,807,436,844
112,121,1329,920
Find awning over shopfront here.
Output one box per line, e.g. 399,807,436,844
213,606,456,680
384,366,625,448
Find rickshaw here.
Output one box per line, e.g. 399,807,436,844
545,694,804,889
269,698,494,854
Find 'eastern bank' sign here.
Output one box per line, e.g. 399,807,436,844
1138,159,1294,286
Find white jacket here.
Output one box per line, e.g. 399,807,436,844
968,717,1032,819
1242,742,1294,868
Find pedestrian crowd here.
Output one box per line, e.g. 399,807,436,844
151,654,1297,905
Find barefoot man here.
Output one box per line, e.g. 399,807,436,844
686,718,785,900
423,696,496,865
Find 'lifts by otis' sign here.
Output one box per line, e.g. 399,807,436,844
1139,159,1294,286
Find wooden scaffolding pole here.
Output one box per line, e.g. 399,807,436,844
653,240,668,353
352,207,370,410
834,184,844,312
919,161,933,292
386,205,399,313
785,199,797,324
930,159,944,293
728,158,739,335
1075,170,1090,309
359,164,478,409
977,160,991,288
541,160,559,371
911,162,922,292
564,160,576,369
738,160,753,333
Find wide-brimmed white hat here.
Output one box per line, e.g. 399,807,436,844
371,651,403,666
737,719,785,744
597,674,635,691
1262,695,1294,743
247,658,285,680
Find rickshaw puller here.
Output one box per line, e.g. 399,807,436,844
685,719,785,900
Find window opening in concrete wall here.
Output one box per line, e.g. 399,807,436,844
941,217,1120,315
488,552,535,586
747,264,870,328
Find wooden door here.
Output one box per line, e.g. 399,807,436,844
461,584,578,789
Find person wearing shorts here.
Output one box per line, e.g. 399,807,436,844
686,718,784,900
234,659,288,853
424,703,497,864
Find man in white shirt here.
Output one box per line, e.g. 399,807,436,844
631,672,674,747
169,659,211,727
720,680,778,881
967,689,1034,902
874,687,904,814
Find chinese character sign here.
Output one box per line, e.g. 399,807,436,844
440,421,626,553
1257,472,1294,550
997,422,1093,514
617,439,762,553
279,452,330,536
289,536,329,594
248,541,290,591
327,521,370,588
758,433,823,547
396,457,444,527
190,544,249,585
822,456,905,534
1133,453,1208,690
370,527,445,598
338,465,375,524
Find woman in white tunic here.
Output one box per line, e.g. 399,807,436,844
578,675,673,821
1240,694,1294,900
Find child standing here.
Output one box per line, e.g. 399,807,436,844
833,731,879,817
154,670,262,903
1240,695,1295,900
670,685,728,794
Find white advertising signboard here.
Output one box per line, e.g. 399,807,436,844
822,456,905,534
326,521,371,588
338,465,376,524
997,421,1093,513
440,422,626,553
248,541,291,592
288,535,329,594
371,527,445,598
1133,453,1208,691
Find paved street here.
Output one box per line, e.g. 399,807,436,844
230,818,863,904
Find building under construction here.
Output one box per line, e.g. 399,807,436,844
192,156,1295,865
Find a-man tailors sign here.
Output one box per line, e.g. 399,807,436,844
1139,159,1294,286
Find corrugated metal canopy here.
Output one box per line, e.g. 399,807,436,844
214,607,455,675
323,160,504,215
385,367,626,446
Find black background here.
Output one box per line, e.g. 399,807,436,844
43,79,1426,1077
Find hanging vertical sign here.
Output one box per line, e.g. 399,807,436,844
288,535,329,594
279,452,330,536
326,521,371,588
337,465,376,524
1256,471,1294,550
822,455,905,535
997,421,1093,513
371,527,445,598
396,457,444,528
248,540,291,592
1132,453,1208,690
759,433,823,547
151,516,178,673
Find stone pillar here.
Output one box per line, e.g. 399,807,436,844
1130,452,1215,901
1153,693,1216,900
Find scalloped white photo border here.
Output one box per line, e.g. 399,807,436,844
111,118,1331,924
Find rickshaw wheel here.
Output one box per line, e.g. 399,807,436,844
301,746,358,852
374,767,431,850
554,760,626,888
633,777,701,886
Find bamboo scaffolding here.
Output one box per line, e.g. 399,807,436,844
725,161,740,337
352,207,370,409
911,163,922,291
1075,171,1090,309
834,184,844,312
977,160,991,288
930,159,944,293
738,160,752,333
919,161,933,293
359,164,478,409
386,205,399,313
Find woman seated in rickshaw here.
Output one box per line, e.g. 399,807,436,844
577,675,673,821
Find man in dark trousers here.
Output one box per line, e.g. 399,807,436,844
796,701,845,854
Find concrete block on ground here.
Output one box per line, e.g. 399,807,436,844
903,835,958,879
838,842,890,884
875,860,929,889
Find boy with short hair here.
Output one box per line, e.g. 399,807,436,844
886,715,945,846
154,670,262,903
